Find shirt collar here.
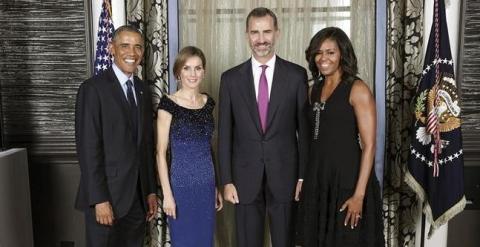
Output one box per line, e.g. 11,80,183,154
112,63,134,86
251,54,276,69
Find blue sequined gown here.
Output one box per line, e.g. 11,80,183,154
158,95,216,247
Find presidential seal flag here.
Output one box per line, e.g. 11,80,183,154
405,0,466,238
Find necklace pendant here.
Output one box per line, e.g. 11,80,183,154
319,101,326,110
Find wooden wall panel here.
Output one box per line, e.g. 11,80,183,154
461,0,480,165
0,0,88,164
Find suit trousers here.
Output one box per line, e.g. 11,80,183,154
84,187,146,247
235,174,294,247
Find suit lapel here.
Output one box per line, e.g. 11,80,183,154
266,57,288,132
107,69,132,130
239,60,263,135
134,77,144,146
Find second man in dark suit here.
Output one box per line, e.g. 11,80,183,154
218,7,309,247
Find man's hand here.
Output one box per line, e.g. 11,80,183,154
215,187,224,211
295,180,303,201
95,201,114,226
223,183,239,204
146,193,158,221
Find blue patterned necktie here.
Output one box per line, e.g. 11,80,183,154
258,65,269,133
126,80,138,143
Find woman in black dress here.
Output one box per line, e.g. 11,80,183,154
298,27,384,247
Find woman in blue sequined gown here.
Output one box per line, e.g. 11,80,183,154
156,46,223,247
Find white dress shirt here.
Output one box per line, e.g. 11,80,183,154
251,55,276,100
112,63,137,105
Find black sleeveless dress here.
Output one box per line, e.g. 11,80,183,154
297,79,384,247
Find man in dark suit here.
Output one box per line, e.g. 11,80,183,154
218,7,309,247
75,25,157,247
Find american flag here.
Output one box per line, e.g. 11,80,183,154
93,0,115,75
405,0,465,238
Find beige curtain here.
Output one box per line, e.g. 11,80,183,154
178,0,376,101
178,1,375,246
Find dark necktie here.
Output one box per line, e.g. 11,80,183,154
126,80,138,143
258,65,269,133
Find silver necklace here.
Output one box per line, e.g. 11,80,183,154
313,101,326,140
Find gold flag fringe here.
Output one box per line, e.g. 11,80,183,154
405,169,466,238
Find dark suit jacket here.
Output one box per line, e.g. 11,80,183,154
74,68,157,218
218,56,309,204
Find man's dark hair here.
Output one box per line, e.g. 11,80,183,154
111,25,143,43
246,7,278,31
